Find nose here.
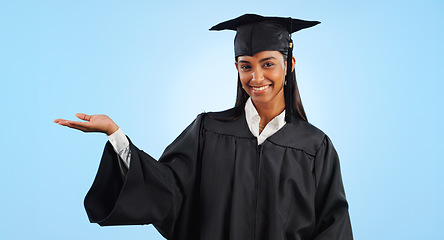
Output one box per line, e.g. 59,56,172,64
252,68,265,82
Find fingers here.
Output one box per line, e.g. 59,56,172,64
66,120,90,127
76,113,92,121
53,119,65,124
55,119,91,131
55,113,92,124
54,119,71,126
54,118,87,127
65,122,91,132
54,119,76,127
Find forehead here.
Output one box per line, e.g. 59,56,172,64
237,50,284,61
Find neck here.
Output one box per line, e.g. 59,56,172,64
253,100,285,126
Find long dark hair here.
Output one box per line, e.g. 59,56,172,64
234,70,308,122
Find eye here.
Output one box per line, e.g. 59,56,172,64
263,62,274,68
240,65,251,70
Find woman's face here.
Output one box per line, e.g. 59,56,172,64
235,50,288,109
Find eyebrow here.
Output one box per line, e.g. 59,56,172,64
238,57,277,64
259,57,276,62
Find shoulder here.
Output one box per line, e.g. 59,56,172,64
199,107,254,139
196,109,330,154
205,107,242,120
267,118,327,156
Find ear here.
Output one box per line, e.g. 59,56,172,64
235,61,239,71
284,56,297,76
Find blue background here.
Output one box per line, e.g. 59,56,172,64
1,0,443,239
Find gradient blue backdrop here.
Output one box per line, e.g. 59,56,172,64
1,1,443,239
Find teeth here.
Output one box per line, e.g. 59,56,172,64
252,85,269,91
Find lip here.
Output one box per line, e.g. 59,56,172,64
250,84,271,94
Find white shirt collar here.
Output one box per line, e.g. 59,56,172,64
244,98,286,145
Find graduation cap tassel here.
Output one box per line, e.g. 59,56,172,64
284,40,294,123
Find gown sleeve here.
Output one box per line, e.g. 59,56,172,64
312,135,353,240
84,114,205,239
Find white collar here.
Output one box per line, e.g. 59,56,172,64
244,98,286,145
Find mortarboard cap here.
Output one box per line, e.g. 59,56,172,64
209,14,320,57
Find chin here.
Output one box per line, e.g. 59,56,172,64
250,96,273,105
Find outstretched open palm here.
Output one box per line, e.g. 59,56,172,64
54,113,119,135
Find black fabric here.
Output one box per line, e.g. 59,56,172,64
209,14,320,57
84,108,353,240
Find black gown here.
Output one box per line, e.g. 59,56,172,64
84,108,353,240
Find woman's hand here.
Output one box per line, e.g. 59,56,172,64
54,113,119,136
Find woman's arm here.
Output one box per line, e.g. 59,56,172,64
56,113,206,238
107,128,131,175
312,135,353,240
55,113,130,175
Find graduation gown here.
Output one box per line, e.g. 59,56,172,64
84,108,353,240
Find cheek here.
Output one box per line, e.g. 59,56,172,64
266,70,284,84
239,72,251,86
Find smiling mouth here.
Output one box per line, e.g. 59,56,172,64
251,85,270,91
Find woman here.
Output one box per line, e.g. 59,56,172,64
55,14,353,240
